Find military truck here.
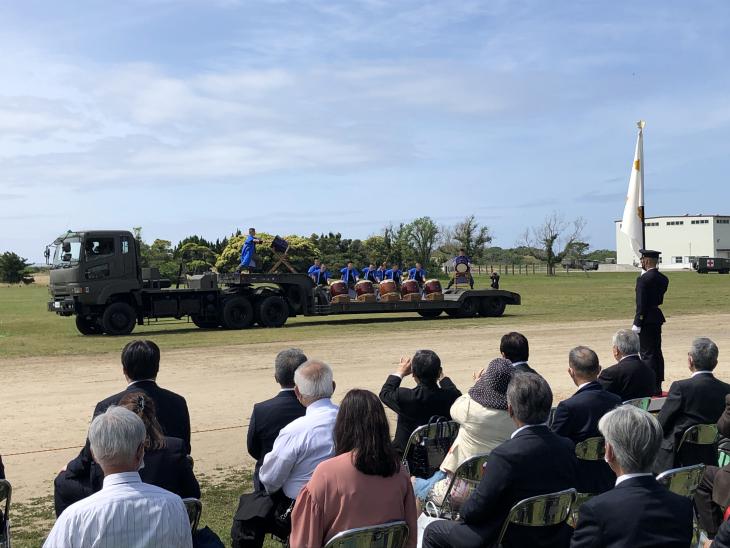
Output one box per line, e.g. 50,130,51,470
693,257,730,274
47,230,521,335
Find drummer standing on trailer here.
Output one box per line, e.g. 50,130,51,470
314,263,330,286
362,263,379,283
377,262,388,282
407,262,427,285
340,261,360,288
385,263,403,287
307,259,321,282
633,249,669,393
240,228,263,272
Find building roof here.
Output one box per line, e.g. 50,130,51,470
615,214,730,223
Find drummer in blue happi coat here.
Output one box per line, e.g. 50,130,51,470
239,228,263,272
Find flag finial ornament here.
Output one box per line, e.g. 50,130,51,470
637,120,646,130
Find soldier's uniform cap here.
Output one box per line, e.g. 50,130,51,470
639,249,661,259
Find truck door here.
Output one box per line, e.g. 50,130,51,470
120,235,137,278
82,234,118,282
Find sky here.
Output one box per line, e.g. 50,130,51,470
1,0,729,262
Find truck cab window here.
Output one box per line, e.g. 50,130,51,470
52,238,82,267
85,237,115,259
121,237,130,254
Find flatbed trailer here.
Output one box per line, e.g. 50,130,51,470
46,230,521,335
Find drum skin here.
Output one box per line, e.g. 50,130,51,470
401,279,420,297
379,279,397,295
355,280,375,297
330,280,348,298
271,236,289,254
455,256,469,274
423,279,443,296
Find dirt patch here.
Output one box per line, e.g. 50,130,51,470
3,313,729,502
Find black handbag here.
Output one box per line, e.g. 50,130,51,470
407,416,454,479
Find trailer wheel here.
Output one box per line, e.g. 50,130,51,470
76,315,103,335
257,295,289,328
480,297,506,317
445,309,460,317
222,297,254,329
190,314,219,329
418,309,442,319
285,286,304,313
101,302,137,335
457,297,480,318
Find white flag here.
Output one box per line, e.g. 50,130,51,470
621,121,645,259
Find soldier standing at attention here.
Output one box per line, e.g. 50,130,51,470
632,249,669,393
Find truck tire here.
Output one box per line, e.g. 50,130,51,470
285,286,304,313
190,314,219,329
221,297,254,329
101,302,137,335
457,297,480,318
480,297,506,317
76,315,103,335
257,295,289,328
418,309,442,319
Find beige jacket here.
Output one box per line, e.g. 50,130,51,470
439,394,515,473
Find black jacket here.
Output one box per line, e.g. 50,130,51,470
247,390,306,490
379,375,461,454
551,381,621,494
571,475,693,547
655,373,730,472
598,355,657,401
634,268,669,327
448,425,577,548
54,436,200,516
512,361,537,375
95,380,191,453
713,516,730,548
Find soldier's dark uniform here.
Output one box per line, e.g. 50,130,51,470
634,249,669,392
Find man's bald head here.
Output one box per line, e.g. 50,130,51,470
294,359,334,404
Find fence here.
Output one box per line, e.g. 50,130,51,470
443,263,551,275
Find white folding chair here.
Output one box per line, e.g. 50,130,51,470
495,488,577,547
0,479,11,548
401,419,460,479
324,521,409,548
182,497,202,533
656,464,706,499
424,453,489,520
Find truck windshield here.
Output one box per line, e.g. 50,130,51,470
52,237,82,268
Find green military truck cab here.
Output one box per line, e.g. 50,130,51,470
693,257,730,274
47,230,521,335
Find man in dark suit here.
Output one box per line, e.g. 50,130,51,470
423,373,578,548
500,331,537,374
247,348,307,491
571,405,693,547
633,249,669,393
551,346,621,493
655,337,730,473
598,329,657,401
94,340,191,453
693,394,730,537
379,350,461,455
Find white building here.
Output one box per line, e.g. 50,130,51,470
615,214,730,267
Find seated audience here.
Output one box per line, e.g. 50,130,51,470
571,405,693,547
551,346,621,493
598,329,657,401
500,332,536,374
655,337,730,472
44,407,192,547
94,339,191,452
695,393,730,538
379,350,461,456
414,358,515,506
290,389,417,547
247,348,307,490
422,373,577,548
708,518,730,548
232,359,338,547
54,392,200,516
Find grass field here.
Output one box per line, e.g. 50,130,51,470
1,271,729,359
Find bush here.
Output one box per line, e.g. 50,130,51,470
216,233,320,273
0,251,32,283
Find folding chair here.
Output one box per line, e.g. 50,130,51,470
401,419,459,479
324,521,409,548
622,397,651,411
647,397,667,414
424,453,489,519
567,437,605,527
718,447,730,467
656,464,706,498
182,497,202,533
0,479,11,548
676,424,719,462
494,488,577,547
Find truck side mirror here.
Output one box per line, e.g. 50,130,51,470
62,253,72,262
62,242,71,253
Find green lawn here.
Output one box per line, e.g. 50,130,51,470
2,272,729,359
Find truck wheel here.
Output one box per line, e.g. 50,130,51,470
76,315,102,335
480,297,506,317
101,302,137,335
285,286,304,313
222,297,254,329
257,295,289,328
190,314,219,329
445,309,460,317
457,297,479,318
418,309,442,319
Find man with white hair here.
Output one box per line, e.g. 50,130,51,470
44,407,191,548
233,359,338,548
598,329,657,401
655,337,730,472
571,405,692,547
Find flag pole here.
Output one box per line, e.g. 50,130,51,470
637,120,646,250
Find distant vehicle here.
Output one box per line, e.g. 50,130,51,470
561,259,600,271
46,230,521,335
692,257,730,274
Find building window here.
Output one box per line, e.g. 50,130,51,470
666,221,684,226
674,256,684,264
646,222,659,227
718,219,730,224
691,219,709,224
